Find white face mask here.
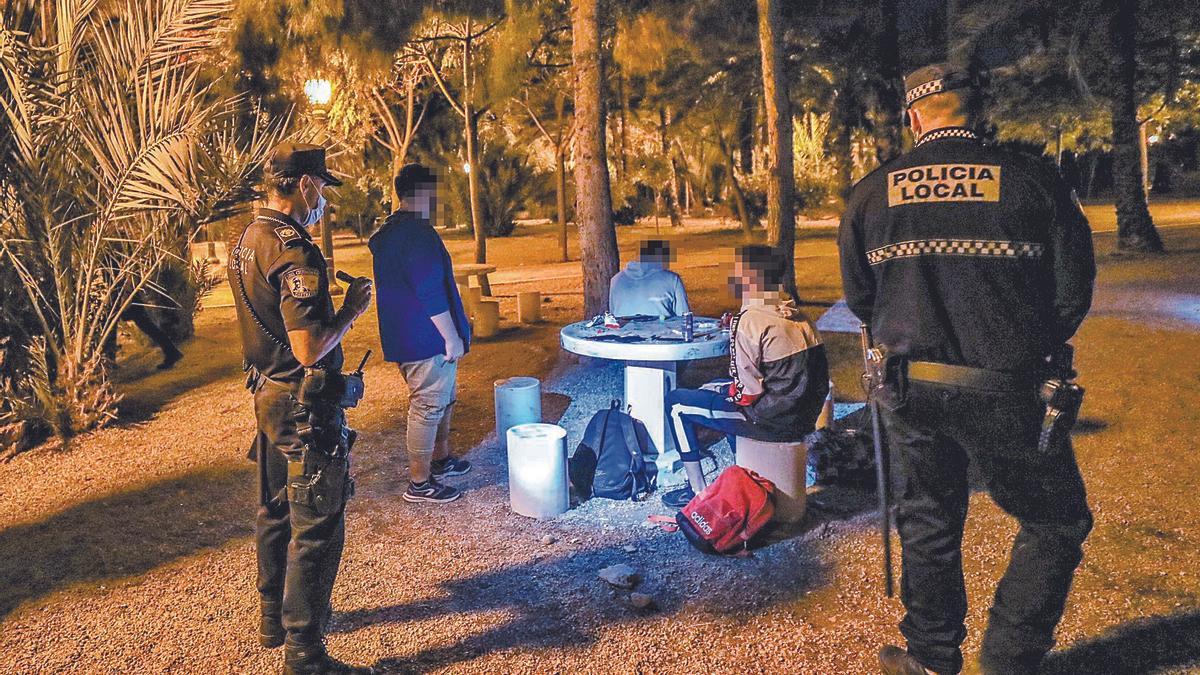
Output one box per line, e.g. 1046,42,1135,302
300,177,326,228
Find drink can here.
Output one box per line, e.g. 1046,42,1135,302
720,311,733,330
683,312,695,342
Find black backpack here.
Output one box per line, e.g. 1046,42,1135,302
569,401,657,501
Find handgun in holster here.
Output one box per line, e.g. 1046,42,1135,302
1038,344,1085,454
862,344,907,412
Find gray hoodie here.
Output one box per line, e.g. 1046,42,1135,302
608,261,691,318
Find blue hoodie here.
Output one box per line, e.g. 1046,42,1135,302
369,211,471,363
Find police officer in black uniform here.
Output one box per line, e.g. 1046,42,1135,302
838,64,1096,675
231,142,374,675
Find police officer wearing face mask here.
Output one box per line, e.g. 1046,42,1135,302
839,64,1096,675
230,142,375,674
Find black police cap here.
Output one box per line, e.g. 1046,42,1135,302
903,63,973,108
268,142,343,186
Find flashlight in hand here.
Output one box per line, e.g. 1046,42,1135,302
336,270,370,285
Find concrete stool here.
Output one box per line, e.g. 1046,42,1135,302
465,286,484,317
735,437,808,524
494,377,541,449
506,423,569,519
517,291,542,324
474,298,501,338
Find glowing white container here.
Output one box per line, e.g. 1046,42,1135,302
494,377,542,449
506,423,569,519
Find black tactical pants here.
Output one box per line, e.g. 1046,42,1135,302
253,385,347,648
880,381,1092,675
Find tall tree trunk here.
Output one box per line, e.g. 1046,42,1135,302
719,133,754,235
389,84,420,208
834,115,854,204
572,0,619,318
757,0,798,299
875,0,903,164
659,108,682,228
1110,0,1163,253
557,146,569,262
555,92,570,262
463,33,488,266
738,95,755,174
617,69,629,179
832,74,857,203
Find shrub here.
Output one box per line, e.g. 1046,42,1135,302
0,0,279,454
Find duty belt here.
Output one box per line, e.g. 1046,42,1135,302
907,361,1035,392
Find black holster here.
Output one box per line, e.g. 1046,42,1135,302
288,399,356,515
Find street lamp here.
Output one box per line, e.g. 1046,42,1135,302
304,78,342,295
304,78,332,106
462,162,472,174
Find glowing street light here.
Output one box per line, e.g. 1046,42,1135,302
462,162,472,174
304,78,332,106
302,77,341,294
1148,134,1161,144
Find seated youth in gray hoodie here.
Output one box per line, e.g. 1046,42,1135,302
608,239,690,318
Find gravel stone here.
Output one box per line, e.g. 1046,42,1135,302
598,564,642,590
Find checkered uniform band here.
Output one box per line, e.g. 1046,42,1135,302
867,239,1045,266
915,127,980,147
905,79,946,106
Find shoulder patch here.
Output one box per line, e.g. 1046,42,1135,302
282,267,321,300
274,225,304,245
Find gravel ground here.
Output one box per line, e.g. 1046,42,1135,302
1,220,1199,674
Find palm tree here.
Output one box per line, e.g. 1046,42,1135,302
0,0,279,447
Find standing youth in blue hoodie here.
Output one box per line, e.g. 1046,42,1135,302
369,164,472,504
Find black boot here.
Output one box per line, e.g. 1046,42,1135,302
260,602,284,649
283,642,375,675
879,645,940,675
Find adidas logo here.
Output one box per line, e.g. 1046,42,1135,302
689,511,713,535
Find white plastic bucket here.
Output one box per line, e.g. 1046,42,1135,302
506,423,569,519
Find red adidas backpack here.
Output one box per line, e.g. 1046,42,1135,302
675,466,776,554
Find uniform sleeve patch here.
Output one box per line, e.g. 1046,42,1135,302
282,267,321,300
274,226,302,244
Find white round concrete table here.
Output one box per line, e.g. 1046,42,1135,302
560,316,729,479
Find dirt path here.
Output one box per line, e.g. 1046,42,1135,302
2,221,1199,674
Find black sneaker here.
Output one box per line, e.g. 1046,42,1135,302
661,486,695,509
403,478,461,504
431,456,472,478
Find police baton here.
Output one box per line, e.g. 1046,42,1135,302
860,323,895,598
